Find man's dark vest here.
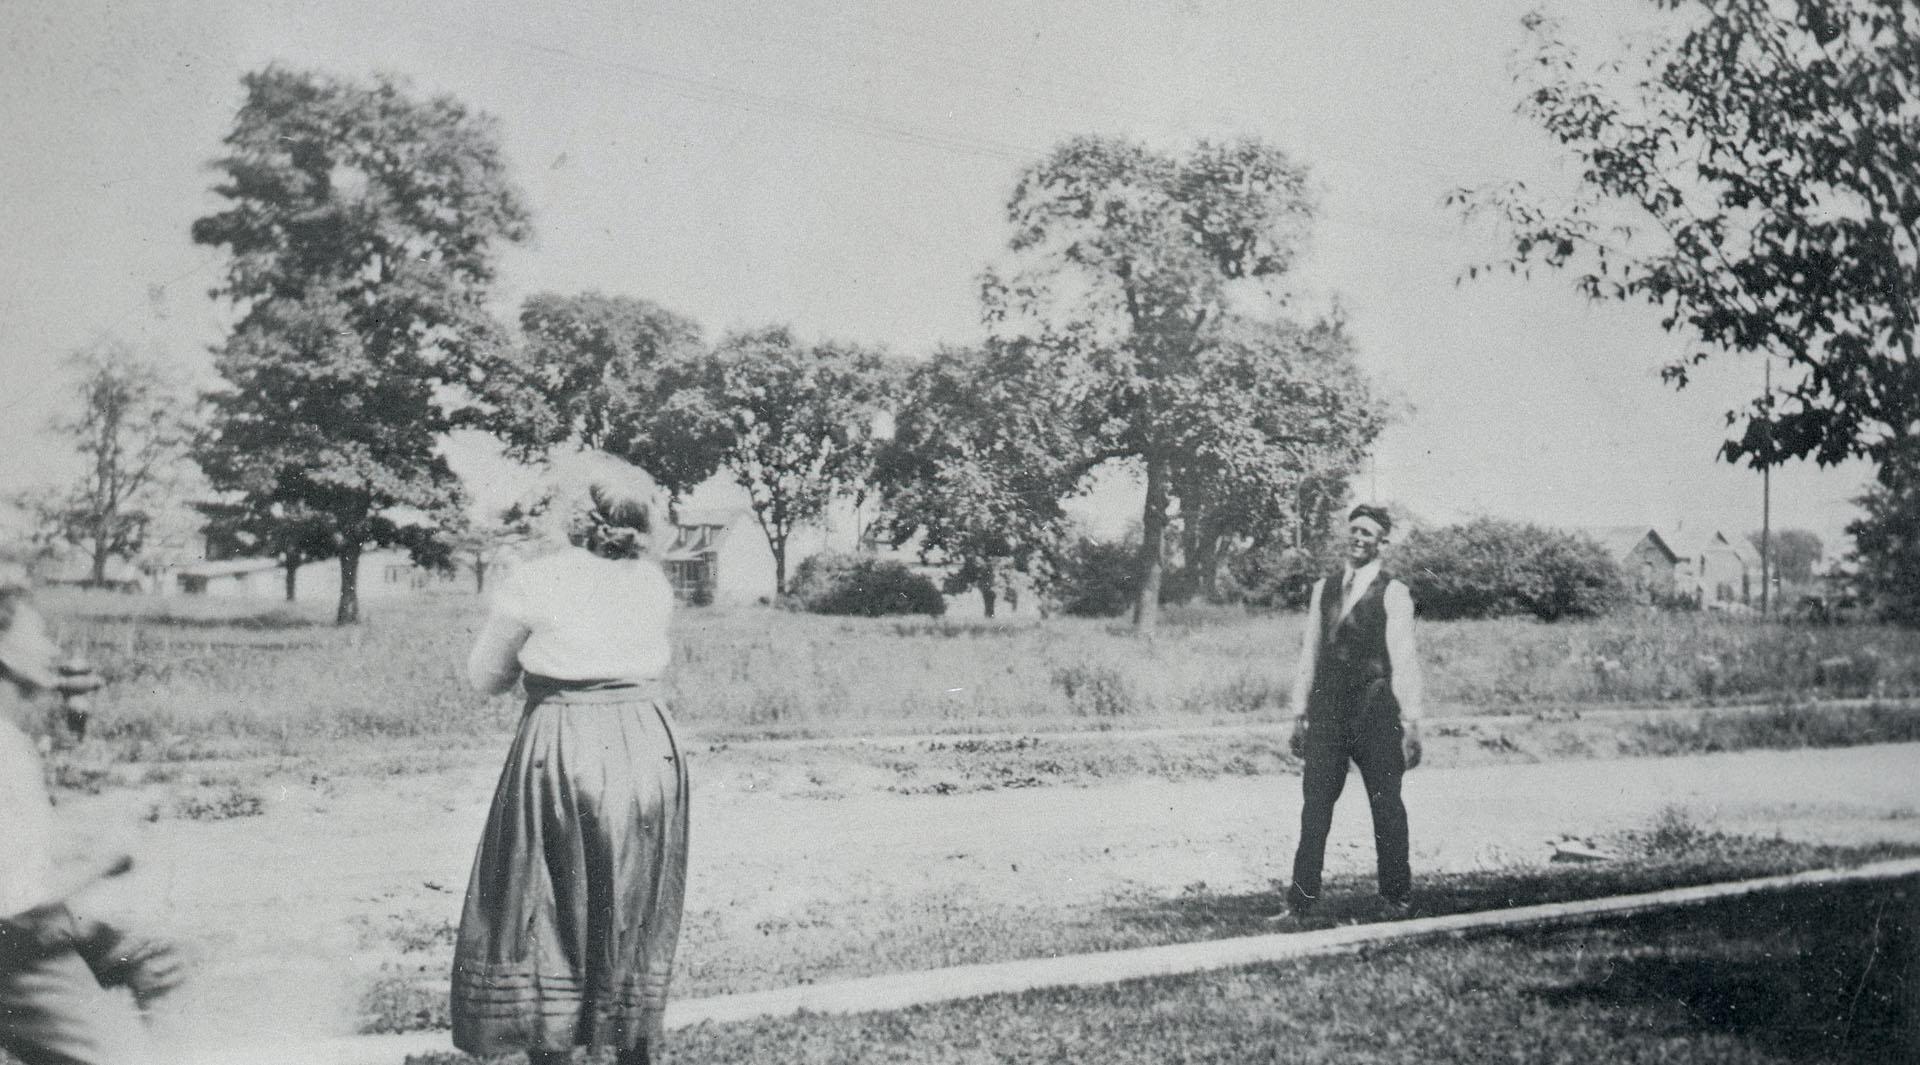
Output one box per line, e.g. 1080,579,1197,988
1309,567,1395,716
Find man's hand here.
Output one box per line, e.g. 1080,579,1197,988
0,903,83,965
1401,720,1423,771
1288,717,1310,760
77,924,187,1009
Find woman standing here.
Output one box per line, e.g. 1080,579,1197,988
451,481,689,1065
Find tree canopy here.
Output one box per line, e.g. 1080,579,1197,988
1748,527,1825,584
1459,1,1920,476
874,341,1084,617
30,340,198,587
1847,440,1920,625
985,136,1383,628
478,292,731,501
710,326,892,597
192,66,531,623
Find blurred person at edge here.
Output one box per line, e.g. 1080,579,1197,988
451,479,689,1065
0,572,184,1065
1280,504,1426,921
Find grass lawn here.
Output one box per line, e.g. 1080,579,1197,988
34,589,1920,760
407,875,1919,1065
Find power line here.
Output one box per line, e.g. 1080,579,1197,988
404,15,1042,163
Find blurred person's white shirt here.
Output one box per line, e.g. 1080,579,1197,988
466,548,674,693
0,716,55,915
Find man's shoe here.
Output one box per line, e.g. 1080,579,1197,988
1262,907,1312,928
1376,896,1413,920
1263,894,1315,927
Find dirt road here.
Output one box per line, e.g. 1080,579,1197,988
49,739,1920,1049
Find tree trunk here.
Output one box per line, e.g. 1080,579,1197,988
336,542,361,625
980,583,997,619
1133,453,1170,631
472,552,487,595
1192,528,1221,604
772,537,788,599
282,551,301,602
90,532,110,587
1167,515,1200,607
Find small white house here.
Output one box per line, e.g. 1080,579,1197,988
1672,530,1757,609
661,509,778,606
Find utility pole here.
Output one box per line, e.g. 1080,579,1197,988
1760,356,1771,616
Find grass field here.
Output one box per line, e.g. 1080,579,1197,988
35,589,1920,761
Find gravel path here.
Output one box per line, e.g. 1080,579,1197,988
49,739,1920,1050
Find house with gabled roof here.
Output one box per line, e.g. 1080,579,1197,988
1580,526,1682,605
1670,529,1757,610
661,508,778,606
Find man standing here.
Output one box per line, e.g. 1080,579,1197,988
0,573,182,1064
1281,504,1424,920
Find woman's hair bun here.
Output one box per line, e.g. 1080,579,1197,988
569,479,660,560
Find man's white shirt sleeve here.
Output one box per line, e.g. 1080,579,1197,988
1384,580,1425,721
1291,578,1324,718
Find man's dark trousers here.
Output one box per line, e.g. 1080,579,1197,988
1288,572,1411,911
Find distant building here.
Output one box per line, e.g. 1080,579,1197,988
1581,526,1682,605
662,508,777,606
36,553,149,594
175,548,460,602
174,557,282,598
1671,530,1757,609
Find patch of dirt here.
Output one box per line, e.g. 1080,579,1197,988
44,734,1920,1054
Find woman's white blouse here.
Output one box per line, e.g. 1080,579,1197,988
466,548,674,693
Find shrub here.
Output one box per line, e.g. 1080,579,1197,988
788,553,946,617
1218,539,1345,609
1395,518,1626,621
1044,538,1141,617
1049,663,1140,716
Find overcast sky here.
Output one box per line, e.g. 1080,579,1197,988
0,0,1872,552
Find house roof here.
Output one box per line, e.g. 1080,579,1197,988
1579,526,1680,565
176,558,281,578
1670,530,1757,565
674,507,751,529
662,507,755,562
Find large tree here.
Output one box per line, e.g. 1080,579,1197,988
985,136,1382,629
710,326,890,597
30,340,198,587
1458,1,1920,477
874,341,1083,617
1847,440,1920,625
191,67,530,623
478,292,731,501
1165,316,1385,602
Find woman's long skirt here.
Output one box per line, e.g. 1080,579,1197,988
451,681,689,1058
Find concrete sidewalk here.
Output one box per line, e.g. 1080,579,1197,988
187,856,1920,1065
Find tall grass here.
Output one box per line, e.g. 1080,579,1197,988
34,590,1920,758
1421,610,1920,709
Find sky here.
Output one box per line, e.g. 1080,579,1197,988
0,0,1874,555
